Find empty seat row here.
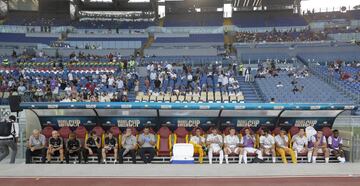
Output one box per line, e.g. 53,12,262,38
135,91,244,103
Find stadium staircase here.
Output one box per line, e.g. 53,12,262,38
138,34,155,57
223,18,232,26
158,18,165,27
237,76,263,103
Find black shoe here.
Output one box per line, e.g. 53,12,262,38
60,161,64,164
46,161,51,164
252,157,264,163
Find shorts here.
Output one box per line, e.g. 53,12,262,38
309,148,324,154
262,147,274,155
293,146,306,153
51,150,60,156
330,148,343,153
105,148,115,154
209,145,222,153
244,147,260,154
225,146,241,154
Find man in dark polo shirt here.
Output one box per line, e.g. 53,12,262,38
83,131,101,164
102,131,118,164
46,130,64,163
65,132,82,164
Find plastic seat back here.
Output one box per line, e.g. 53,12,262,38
156,126,172,156
174,127,189,143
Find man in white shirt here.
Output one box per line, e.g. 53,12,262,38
259,128,276,163
291,128,308,159
68,72,73,81
190,128,206,164
224,128,243,164
0,115,19,164
222,75,229,93
275,128,297,164
206,128,224,164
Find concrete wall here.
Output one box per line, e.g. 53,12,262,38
144,48,218,56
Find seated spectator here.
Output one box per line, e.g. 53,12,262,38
138,127,156,164
83,131,101,164
102,131,118,164
119,128,137,164
292,85,300,94
46,131,64,163
276,82,283,88
26,129,47,163
65,132,82,164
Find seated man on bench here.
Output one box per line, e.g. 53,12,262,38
102,131,118,164
46,131,64,164
119,128,137,164
65,132,82,164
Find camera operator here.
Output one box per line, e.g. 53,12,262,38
0,115,19,164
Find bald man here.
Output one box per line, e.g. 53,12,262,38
26,129,47,163
46,130,64,163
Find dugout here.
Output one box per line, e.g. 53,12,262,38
20,102,356,133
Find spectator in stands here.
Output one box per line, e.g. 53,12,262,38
224,127,243,164
190,128,206,164
83,131,101,164
244,67,251,82
65,132,82,164
241,128,262,164
292,85,300,94
154,78,161,93
328,130,346,163
270,98,276,103
138,127,156,164
26,129,47,163
206,128,224,164
259,128,276,163
308,130,330,163
291,128,308,160
119,128,137,164
102,131,118,164
276,82,284,88
46,131,64,164
275,128,297,164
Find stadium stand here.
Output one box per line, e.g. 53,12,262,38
0,0,360,173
